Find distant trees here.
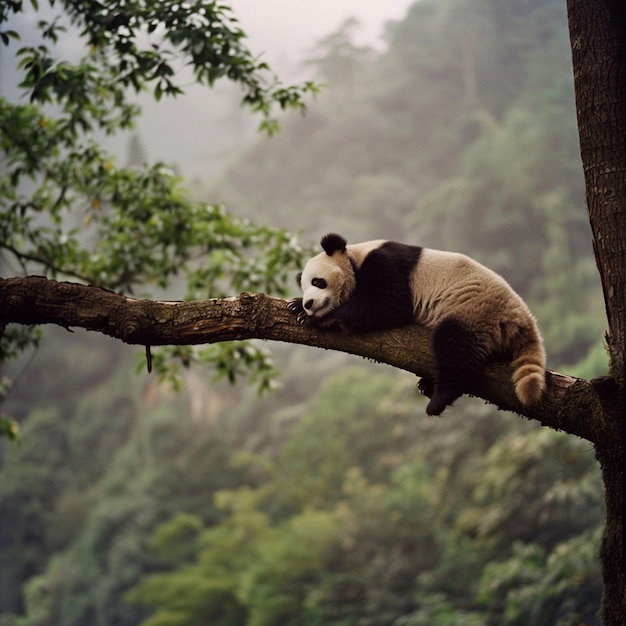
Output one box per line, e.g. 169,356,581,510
125,370,604,625
3,360,603,624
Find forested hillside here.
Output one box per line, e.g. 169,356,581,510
0,0,607,624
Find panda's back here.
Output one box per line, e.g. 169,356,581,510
411,248,529,328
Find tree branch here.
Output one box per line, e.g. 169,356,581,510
0,275,611,445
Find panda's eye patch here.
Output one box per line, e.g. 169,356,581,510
311,278,327,289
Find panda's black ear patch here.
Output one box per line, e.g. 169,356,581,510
320,233,347,256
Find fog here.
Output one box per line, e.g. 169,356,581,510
232,0,413,73
135,0,415,178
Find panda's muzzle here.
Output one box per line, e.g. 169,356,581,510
304,297,332,317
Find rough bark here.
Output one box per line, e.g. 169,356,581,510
568,0,626,386
568,0,626,623
0,275,609,445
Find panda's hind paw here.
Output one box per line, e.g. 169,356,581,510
417,377,435,398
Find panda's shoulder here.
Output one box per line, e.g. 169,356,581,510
346,239,388,267
368,240,423,267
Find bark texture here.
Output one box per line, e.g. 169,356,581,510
568,1,626,623
568,0,626,385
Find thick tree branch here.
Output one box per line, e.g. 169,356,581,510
0,275,611,445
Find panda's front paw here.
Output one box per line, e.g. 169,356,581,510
288,297,303,314
288,298,311,325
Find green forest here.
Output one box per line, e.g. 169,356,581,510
0,0,608,624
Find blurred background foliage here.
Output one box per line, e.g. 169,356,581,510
0,0,607,624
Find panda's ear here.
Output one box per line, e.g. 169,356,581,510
295,271,302,286
320,233,347,256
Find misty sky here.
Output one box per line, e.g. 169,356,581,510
136,0,415,178
232,0,414,75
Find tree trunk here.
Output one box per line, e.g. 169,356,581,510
567,0,626,623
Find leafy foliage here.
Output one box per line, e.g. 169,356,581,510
0,0,317,424
2,0,318,125
0,0,312,291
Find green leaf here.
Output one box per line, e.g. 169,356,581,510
0,415,20,443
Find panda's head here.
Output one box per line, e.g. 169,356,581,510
297,233,356,318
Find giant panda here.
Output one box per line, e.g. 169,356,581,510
288,233,546,416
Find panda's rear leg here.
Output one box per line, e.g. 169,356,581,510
426,317,489,416
417,376,435,399
426,382,464,417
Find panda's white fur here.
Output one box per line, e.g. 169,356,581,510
298,239,385,318
289,233,546,416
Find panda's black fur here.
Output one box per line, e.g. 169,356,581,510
289,233,546,416
310,238,422,332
